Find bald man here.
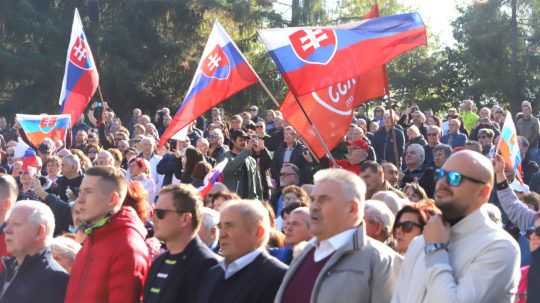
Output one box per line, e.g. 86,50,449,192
392,150,520,303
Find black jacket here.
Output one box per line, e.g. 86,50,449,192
270,142,314,187
197,251,287,303
528,248,540,303
0,249,68,303
156,153,182,186
143,237,219,303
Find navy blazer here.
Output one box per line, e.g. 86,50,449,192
197,251,287,303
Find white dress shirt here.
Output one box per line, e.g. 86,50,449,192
219,247,264,279
312,228,356,262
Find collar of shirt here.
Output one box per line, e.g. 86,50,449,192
219,247,264,279
312,228,356,262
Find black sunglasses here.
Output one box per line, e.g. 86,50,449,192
394,221,423,233
526,226,540,239
435,169,486,187
152,208,189,220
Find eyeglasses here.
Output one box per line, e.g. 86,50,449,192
526,226,540,239
255,125,264,129
152,208,189,220
394,221,423,233
435,168,486,187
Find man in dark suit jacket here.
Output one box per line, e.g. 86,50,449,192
143,184,219,303
198,200,288,303
270,126,314,187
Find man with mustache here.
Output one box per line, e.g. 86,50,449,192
392,150,521,303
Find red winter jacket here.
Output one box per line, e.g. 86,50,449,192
64,207,150,303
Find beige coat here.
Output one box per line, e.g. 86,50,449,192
274,224,402,303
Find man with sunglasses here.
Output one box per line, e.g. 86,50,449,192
392,150,520,303
143,184,219,303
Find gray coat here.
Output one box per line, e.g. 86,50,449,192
274,224,402,303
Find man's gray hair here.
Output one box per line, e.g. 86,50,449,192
407,143,425,165
221,200,271,247
15,200,55,245
314,168,366,217
201,207,220,230
290,206,310,228
63,154,81,172
365,200,395,238
209,129,225,145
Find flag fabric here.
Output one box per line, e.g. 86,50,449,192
13,139,41,170
497,112,523,182
16,114,71,148
280,5,389,159
198,159,228,198
259,13,426,96
59,8,99,126
160,21,259,145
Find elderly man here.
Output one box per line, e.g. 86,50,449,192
517,100,540,163
401,143,435,197
275,168,402,303
140,136,164,188
360,161,405,199
144,184,219,303
198,200,287,303
65,166,150,303
95,150,115,167
271,163,301,224
365,200,395,244
270,126,314,186
425,125,442,166
198,207,220,253
52,155,83,202
0,201,69,303
373,111,406,167
441,119,467,148
392,150,520,303
382,162,400,188
277,207,312,264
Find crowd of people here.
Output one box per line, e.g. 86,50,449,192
0,98,539,303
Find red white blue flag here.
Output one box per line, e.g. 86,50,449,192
58,8,99,126
198,159,228,198
160,21,258,145
16,114,71,148
259,13,426,96
13,139,41,170
497,112,523,182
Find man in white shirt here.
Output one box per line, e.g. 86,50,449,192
392,150,521,303
197,200,287,303
274,168,402,303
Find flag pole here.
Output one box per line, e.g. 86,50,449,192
97,85,105,103
290,94,338,166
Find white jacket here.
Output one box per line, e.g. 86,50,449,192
391,207,521,303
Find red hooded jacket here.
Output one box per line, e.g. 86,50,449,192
64,207,150,303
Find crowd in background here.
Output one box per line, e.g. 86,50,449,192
0,98,539,303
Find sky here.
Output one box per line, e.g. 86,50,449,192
399,0,474,47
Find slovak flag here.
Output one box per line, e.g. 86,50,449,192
58,8,99,126
259,13,426,96
16,114,71,148
497,112,524,182
198,159,228,198
160,21,258,145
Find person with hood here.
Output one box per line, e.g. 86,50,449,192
64,166,151,303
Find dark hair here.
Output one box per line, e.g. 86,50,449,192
360,160,382,173
159,184,202,230
192,161,211,181
85,166,128,201
182,147,204,182
521,192,540,212
123,181,150,222
281,202,305,218
392,199,440,235
210,191,240,208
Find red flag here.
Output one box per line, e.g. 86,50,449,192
280,5,388,158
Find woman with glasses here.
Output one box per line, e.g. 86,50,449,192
392,200,440,255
